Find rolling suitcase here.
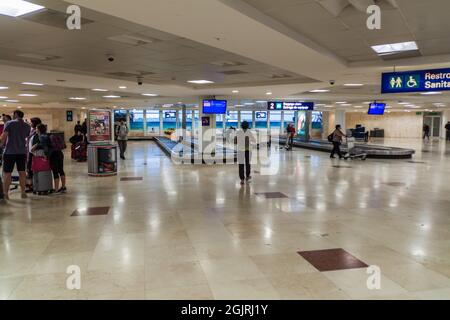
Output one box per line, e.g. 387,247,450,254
33,171,53,194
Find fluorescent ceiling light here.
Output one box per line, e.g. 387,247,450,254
187,80,214,84
341,104,352,106
371,41,418,55
21,82,43,86
69,97,86,100
92,88,108,92
398,102,410,105
353,106,363,108
315,104,325,106
336,102,347,104
244,103,254,105
6,99,19,102
265,92,272,95
420,91,442,95
0,86,8,90
235,104,244,107
232,90,239,93
141,93,158,97
256,100,267,103
119,86,127,89
344,84,364,87
0,0,45,17
81,107,86,109
309,89,330,93
324,105,333,108
0,96,8,99
18,93,37,97
103,95,121,98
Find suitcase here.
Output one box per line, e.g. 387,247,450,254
33,171,53,194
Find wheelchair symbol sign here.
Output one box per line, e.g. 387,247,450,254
406,74,420,88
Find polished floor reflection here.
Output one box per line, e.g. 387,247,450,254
1,139,450,300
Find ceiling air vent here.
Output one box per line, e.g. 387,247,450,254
220,70,248,75
210,61,247,67
108,34,160,46
107,72,140,78
21,8,93,29
271,74,292,79
17,53,61,61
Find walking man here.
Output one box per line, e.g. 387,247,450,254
0,110,31,199
116,119,129,159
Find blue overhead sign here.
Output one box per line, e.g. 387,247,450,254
268,101,314,111
382,68,450,93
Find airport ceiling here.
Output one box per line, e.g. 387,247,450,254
0,0,449,110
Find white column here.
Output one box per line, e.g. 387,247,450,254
335,110,346,131
143,109,148,136
159,110,163,135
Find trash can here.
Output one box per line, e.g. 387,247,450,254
87,143,117,176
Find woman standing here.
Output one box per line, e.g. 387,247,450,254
49,132,67,193
25,117,41,193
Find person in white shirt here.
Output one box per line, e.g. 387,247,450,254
235,121,256,185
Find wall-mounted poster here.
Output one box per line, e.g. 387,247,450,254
201,116,210,127
88,110,112,142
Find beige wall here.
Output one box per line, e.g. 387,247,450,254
346,112,423,138
7,108,85,142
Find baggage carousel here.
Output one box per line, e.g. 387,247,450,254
279,138,415,159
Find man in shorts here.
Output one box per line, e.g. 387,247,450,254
0,110,31,199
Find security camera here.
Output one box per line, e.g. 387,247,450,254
107,55,115,62
329,80,335,85
137,76,143,86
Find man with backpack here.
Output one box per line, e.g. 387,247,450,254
328,124,346,159
116,119,129,160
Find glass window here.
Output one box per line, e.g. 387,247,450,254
146,110,160,135
255,111,267,129
163,110,177,136
129,109,144,132
241,111,253,128
269,111,282,135
114,110,127,123
226,111,238,129
284,111,295,131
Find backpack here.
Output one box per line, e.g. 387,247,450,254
50,134,66,151
327,133,334,142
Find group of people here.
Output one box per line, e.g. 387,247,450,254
0,110,66,201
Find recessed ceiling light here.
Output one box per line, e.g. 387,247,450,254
371,41,418,55
232,90,239,93
21,82,43,86
341,104,352,107
18,93,37,97
344,84,364,87
141,93,158,97
103,95,121,99
265,92,272,95
244,103,254,105
0,86,8,90
235,104,244,107
187,80,214,84
309,89,330,93
336,102,347,104
420,91,442,95
17,106,22,109
92,88,108,92
69,97,86,100
398,102,410,105
5,99,19,102
0,0,45,17
0,96,8,99
324,105,333,108
119,86,127,89
81,107,86,110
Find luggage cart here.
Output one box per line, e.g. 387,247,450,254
344,137,367,160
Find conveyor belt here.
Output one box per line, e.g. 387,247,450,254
279,138,415,159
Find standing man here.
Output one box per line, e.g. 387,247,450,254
330,124,346,159
236,121,256,185
423,124,430,141
445,121,450,141
0,110,31,199
116,119,129,160
74,120,82,134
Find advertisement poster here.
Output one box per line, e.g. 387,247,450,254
88,110,111,142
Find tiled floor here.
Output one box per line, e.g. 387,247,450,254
1,139,450,300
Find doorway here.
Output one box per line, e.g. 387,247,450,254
423,113,442,138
